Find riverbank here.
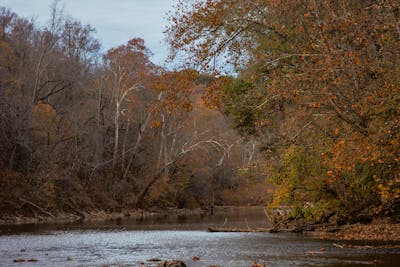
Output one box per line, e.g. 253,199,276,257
2,206,400,245
0,208,206,226
306,220,400,243
0,205,271,226
207,222,400,243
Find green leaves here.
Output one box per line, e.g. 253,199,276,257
223,79,260,136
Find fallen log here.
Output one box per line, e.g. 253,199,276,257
332,243,344,249
19,198,54,217
207,227,274,233
306,251,325,255
65,200,86,219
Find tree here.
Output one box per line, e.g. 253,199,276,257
166,0,400,222
102,38,157,173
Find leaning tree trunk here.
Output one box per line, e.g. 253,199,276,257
136,157,180,209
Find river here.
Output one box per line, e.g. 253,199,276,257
0,207,399,267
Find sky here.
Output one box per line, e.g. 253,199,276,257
0,0,178,66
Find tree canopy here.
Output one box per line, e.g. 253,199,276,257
166,0,400,222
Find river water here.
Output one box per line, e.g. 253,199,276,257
0,207,399,267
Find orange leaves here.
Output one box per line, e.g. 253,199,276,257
104,38,154,80
310,43,318,50
154,69,199,114
165,0,400,216
0,39,15,66
201,76,228,108
325,137,361,178
151,120,161,129
127,38,147,52
103,38,158,111
0,39,16,87
165,0,266,72
30,102,60,143
307,102,321,108
347,51,362,65
326,170,334,177
324,120,400,206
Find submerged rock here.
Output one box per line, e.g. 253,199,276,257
157,260,187,267
252,261,265,267
148,258,162,262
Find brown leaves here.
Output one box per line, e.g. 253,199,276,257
30,102,60,143
154,69,199,114
166,0,267,71
165,0,400,220
103,38,155,82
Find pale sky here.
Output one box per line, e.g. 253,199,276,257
0,0,178,66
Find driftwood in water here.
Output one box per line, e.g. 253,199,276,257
207,216,274,233
207,224,301,233
207,227,274,233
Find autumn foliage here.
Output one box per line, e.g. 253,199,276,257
166,0,400,222
0,4,260,217
1,0,399,223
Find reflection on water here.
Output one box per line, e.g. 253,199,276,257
0,207,399,267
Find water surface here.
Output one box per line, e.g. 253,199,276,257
0,207,399,267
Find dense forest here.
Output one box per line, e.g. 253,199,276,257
0,3,266,219
1,0,399,226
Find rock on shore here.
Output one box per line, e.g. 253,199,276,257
157,260,187,267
